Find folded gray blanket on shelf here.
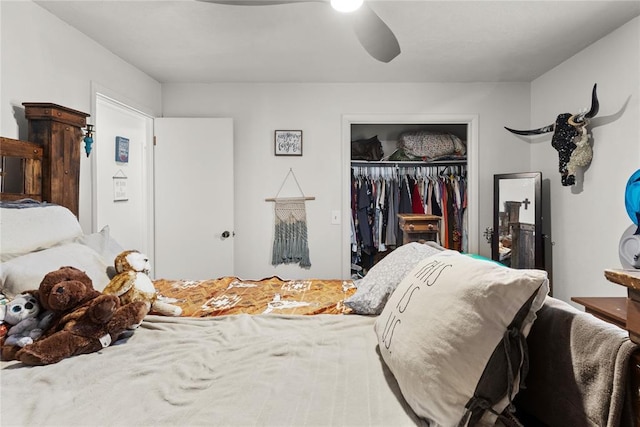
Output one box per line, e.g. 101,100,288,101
515,296,637,427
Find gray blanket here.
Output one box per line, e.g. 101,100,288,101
515,296,637,426
1,314,425,427
1,298,635,427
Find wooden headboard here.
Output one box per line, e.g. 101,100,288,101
0,103,88,216
0,137,44,201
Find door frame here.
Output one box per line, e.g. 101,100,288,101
90,83,156,262
340,113,479,278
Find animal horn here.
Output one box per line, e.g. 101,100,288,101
572,83,599,123
504,124,555,136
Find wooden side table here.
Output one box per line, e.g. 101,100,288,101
573,272,640,425
397,214,440,244
570,296,627,329
604,269,640,344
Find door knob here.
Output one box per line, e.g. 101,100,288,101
221,231,232,239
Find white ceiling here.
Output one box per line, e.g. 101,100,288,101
35,0,640,84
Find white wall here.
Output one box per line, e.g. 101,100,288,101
12,2,635,301
162,83,531,279
0,1,162,232
531,17,640,303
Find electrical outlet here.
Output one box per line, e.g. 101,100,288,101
331,210,341,225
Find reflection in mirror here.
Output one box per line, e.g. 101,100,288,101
492,172,544,270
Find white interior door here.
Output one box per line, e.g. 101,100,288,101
94,94,154,259
154,118,234,280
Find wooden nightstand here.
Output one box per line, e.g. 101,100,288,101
570,296,627,329
573,269,640,341
604,269,640,344
397,214,440,244
572,293,640,427
573,269,640,426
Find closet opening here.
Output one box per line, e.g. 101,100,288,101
341,115,478,279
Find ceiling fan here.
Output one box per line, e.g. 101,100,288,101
198,0,401,63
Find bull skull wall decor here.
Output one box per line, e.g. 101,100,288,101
505,84,599,186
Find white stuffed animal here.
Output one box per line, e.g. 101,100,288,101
103,250,182,317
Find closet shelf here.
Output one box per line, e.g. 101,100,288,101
350,159,467,167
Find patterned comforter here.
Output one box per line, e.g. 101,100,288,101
153,276,356,317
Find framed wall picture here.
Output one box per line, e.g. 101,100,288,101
115,136,130,163
274,130,303,156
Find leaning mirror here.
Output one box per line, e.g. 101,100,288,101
492,172,544,270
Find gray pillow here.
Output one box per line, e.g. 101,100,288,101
344,242,443,315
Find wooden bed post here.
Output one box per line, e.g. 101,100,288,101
22,103,89,217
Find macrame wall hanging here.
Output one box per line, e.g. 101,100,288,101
266,168,315,269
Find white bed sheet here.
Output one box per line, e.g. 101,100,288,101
1,314,424,427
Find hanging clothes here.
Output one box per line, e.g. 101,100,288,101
411,178,425,214
397,176,413,245
350,163,467,272
441,181,449,248
357,179,374,253
377,179,387,252
431,180,443,217
386,177,398,246
425,180,434,215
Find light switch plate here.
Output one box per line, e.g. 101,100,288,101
331,210,341,225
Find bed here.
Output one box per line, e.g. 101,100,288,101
1,131,639,427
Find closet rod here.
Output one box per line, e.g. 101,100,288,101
350,159,467,167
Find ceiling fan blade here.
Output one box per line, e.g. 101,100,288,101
351,3,400,63
200,0,400,63
199,1,316,5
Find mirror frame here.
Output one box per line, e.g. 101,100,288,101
492,172,544,270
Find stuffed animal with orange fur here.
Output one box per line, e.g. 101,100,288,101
103,250,182,317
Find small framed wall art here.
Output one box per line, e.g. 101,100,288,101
115,136,130,163
274,130,303,156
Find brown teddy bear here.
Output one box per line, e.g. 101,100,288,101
103,250,182,317
14,266,147,366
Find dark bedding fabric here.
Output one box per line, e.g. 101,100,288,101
0,198,49,208
514,297,637,427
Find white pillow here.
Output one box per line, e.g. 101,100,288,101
374,250,548,426
0,205,83,261
344,242,444,315
0,243,111,298
76,225,124,267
